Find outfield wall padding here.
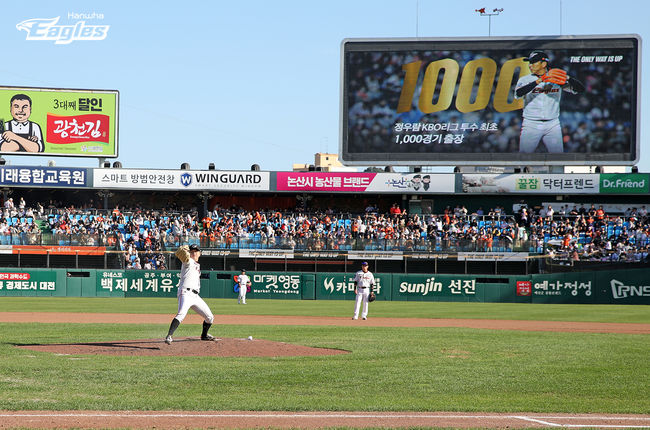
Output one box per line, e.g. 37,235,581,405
0,268,647,305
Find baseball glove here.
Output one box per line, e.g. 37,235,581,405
368,292,376,302
542,68,567,85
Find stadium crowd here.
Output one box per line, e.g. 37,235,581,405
3,197,649,268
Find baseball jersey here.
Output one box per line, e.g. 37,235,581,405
238,274,250,286
515,74,576,121
176,247,201,295
354,270,375,289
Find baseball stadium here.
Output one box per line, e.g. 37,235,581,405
0,33,649,429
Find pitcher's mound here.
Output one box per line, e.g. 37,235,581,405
18,338,349,357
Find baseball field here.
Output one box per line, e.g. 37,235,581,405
0,297,649,429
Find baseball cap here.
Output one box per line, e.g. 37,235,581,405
523,50,549,63
241,269,246,273
188,244,201,252
361,261,369,266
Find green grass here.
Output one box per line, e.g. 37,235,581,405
1,297,649,323
0,298,648,413
0,322,648,413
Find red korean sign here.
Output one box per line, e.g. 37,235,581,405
13,245,106,255
516,281,532,296
46,113,110,144
276,172,375,192
0,272,30,280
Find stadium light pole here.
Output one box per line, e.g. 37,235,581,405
475,8,504,37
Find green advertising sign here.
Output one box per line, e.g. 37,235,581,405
600,174,650,194
604,270,650,304
392,274,481,301
0,86,118,157
0,270,61,296
97,270,179,297
532,269,650,304
530,273,595,304
247,273,304,299
316,273,389,300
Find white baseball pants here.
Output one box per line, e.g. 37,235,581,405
353,288,370,319
519,118,563,153
238,287,247,304
174,289,214,323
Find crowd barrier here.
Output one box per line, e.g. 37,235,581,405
0,268,647,305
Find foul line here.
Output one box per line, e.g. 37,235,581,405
2,412,650,425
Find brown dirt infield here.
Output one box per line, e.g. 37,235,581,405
17,336,349,357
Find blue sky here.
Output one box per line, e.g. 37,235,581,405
1,0,649,172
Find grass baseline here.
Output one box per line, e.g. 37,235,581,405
0,297,649,323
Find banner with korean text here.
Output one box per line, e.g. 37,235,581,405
209,271,310,300
316,272,390,301
0,86,118,157
0,270,64,296
461,174,600,194
276,172,454,193
93,169,270,191
341,35,639,166
0,166,88,187
97,270,180,298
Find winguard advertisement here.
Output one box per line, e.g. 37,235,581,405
93,168,270,191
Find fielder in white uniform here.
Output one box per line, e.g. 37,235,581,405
515,51,584,153
352,261,375,320
237,269,251,304
164,244,215,344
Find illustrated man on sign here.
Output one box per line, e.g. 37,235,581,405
514,51,584,153
0,94,45,153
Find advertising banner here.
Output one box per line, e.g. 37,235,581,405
316,272,389,300
276,172,454,193
366,173,454,193
341,35,640,166
0,270,60,296
457,252,528,261
93,169,270,191
599,173,650,194
606,274,650,304
239,249,294,259
392,274,480,301
0,86,118,157
97,270,179,297
347,251,403,261
530,273,595,304
13,245,105,255
0,166,87,187
461,174,598,194
247,273,303,299
531,269,650,304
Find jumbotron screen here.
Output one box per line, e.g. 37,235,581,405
340,35,640,166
